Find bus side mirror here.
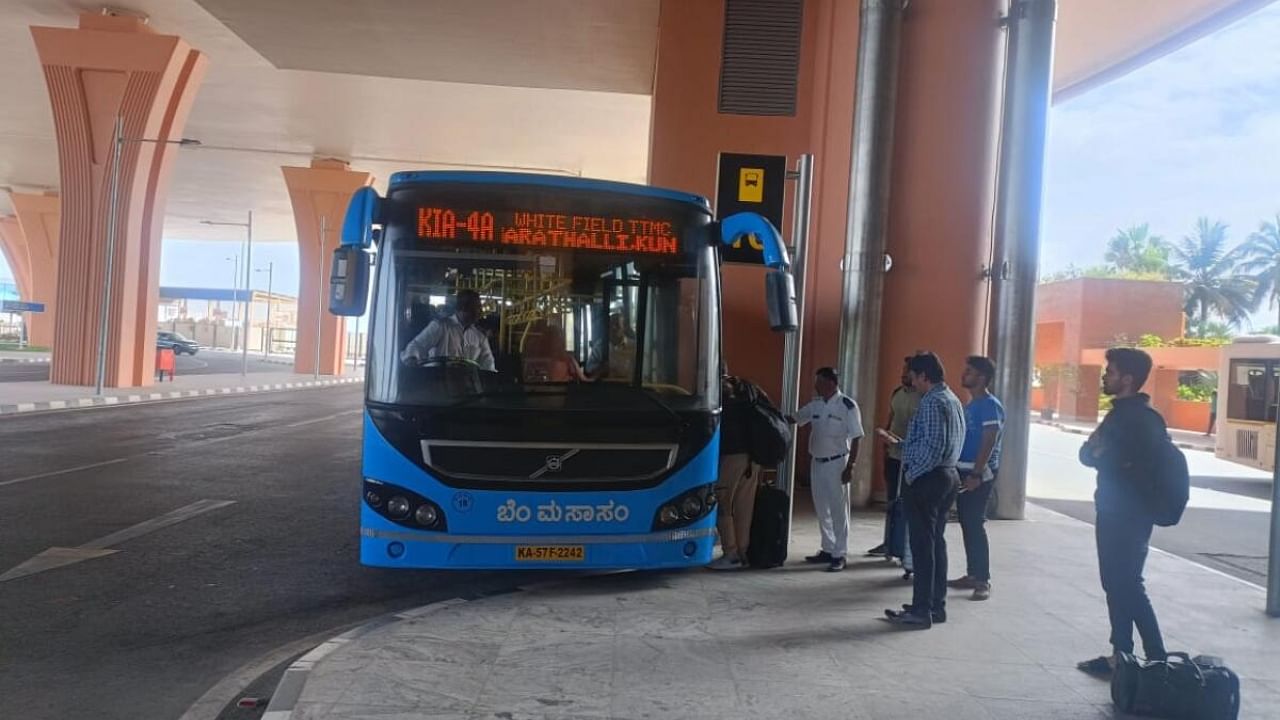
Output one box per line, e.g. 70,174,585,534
765,270,798,331
329,246,369,316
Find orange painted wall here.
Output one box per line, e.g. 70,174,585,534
648,0,859,406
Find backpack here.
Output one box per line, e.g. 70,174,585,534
728,378,791,468
1146,409,1190,527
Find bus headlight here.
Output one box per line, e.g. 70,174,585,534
414,504,439,527
653,483,717,530
387,496,411,519
363,479,448,532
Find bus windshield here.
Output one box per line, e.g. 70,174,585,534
365,182,720,412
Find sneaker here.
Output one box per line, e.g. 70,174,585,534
947,575,978,590
805,550,834,564
971,582,991,601
707,555,742,571
865,543,887,556
883,608,932,629
900,604,946,624
826,557,847,572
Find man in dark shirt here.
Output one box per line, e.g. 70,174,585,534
709,374,759,570
1077,347,1169,676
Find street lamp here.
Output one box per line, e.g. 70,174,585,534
201,212,254,378
255,262,274,358
96,115,200,396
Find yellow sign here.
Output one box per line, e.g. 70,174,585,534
738,168,764,203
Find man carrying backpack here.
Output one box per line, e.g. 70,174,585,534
1077,348,1170,677
709,374,759,570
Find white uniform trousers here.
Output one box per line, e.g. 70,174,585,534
810,456,851,558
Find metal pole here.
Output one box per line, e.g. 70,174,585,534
987,0,1058,521
229,254,239,349
836,0,906,507
95,115,125,396
240,211,252,377
263,262,273,358
1268,298,1280,615
778,155,814,539
315,216,325,380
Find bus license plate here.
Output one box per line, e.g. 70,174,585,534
515,546,585,562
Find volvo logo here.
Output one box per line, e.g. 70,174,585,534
529,449,580,479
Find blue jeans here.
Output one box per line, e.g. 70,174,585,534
957,477,995,581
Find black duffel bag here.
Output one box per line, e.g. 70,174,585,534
1112,652,1240,720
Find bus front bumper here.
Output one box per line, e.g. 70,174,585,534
358,526,717,570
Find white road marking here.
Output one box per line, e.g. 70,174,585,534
284,409,361,428
0,457,131,487
0,499,236,582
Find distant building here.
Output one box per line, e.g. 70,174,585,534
158,286,298,354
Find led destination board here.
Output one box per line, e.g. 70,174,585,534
417,207,680,256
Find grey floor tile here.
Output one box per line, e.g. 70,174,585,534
336,659,485,711
980,697,1111,720
737,680,874,720
862,690,993,720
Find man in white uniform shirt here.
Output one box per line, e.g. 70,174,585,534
789,367,864,571
400,289,496,371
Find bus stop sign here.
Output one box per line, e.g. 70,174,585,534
716,153,786,265
1,300,45,313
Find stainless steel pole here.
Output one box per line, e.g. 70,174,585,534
776,154,814,547
1268,300,1280,615
229,253,239,349
95,115,125,396
263,262,273,358
315,216,325,380
987,0,1058,521
837,0,906,507
240,210,253,377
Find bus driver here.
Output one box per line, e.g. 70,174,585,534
400,289,496,371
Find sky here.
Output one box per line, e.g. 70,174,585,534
4,4,1280,322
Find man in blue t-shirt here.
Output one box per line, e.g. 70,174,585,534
947,355,1004,601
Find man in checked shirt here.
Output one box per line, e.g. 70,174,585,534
884,351,966,629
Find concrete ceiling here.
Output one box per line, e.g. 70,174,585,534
190,0,660,94
0,0,654,245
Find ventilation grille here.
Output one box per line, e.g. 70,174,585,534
1237,429,1259,460
718,0,804,116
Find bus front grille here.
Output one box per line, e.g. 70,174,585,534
421,440,678,484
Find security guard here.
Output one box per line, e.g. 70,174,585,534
789,367,864,571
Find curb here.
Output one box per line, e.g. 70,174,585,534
1033,418,1213,454
0,377,362,416
0,357,50,364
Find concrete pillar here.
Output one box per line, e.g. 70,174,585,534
648,0,859,405
9,193,62,349
876,0,1007,428
282,159,372,376
32,14,207,387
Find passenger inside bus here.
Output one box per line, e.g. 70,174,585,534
522,323,588,383
586,312,636,381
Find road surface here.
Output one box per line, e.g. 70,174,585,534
0,386,535,720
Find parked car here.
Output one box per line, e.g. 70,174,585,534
157,331,200,356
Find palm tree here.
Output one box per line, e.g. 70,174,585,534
1237,214,1280,313
1105,224,1169,276
1167,218,1257,336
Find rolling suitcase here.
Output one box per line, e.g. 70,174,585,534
745,483,789,569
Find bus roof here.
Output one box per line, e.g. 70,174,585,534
387,171,711,210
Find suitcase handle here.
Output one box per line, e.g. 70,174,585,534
1164,652,1207,688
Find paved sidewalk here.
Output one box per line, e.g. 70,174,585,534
0,370,361,415
270,502,1280,720
1035,417,1216,454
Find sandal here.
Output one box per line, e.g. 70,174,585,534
1076,656,1114,678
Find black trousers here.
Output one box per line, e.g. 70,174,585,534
904,466,960,614
1096,511,1166,658
882,455,907,559
957,477,995,581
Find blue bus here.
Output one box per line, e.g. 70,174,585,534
329,171,796,569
